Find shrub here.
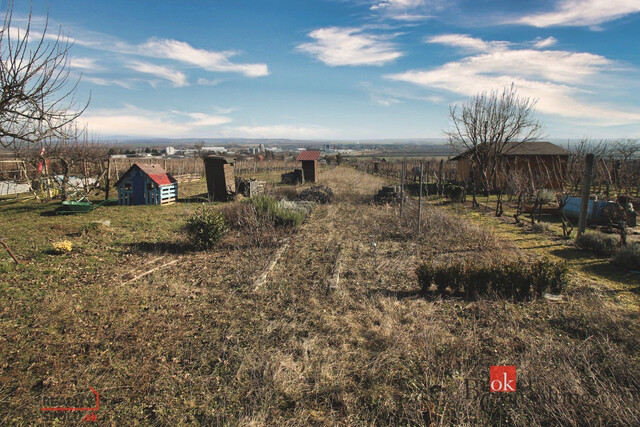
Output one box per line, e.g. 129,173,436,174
185,205,228,249
273,207,306,227
576,233,619,256
416,257,570,300
530,258,569,295
416,262,436,293
445,185,466,203
501,260,532,299
249,195,309,228
295,185,334,204
251,194,280,216
531,222,551,234
612,243,640,271
538,189,556,204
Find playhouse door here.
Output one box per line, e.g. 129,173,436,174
132,173,146,205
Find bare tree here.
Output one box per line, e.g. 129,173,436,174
612,138,639,193
446,84,543,192
14,124,107,200
0,1,87,149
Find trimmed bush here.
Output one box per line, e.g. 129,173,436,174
416,262,436,293
445,185,466,203
576,232,619,256
530,258,569,295
416,257,570,300
613,243,640,271
185,205,228,249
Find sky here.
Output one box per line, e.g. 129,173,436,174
9,0,640,140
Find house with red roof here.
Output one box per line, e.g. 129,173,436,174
115,163,178,205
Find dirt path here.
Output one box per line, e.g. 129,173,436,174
254,167,421,298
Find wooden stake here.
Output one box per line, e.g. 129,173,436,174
105,157,111,200
418,162,423,236
400,161,405,217
327,246,344,291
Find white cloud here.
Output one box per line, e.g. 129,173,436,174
126,61,188,87
70,57,102,71
369,0,438,21
532,36,558,49
140,38,269,77
296,27,402,66
515,0,640,27
197,77,223,86
81,106,231,137
426,34,509,52
371,0,426,10
83,76,132,89
386,34,640,125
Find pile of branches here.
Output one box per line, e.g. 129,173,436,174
294,185,334,204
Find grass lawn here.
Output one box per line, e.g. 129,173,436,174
1,166,638,425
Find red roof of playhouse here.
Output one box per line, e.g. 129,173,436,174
296,151,321,161
116,163,177,187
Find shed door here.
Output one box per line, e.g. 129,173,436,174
132,171,146,205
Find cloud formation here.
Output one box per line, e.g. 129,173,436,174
140,38,269,77
532,36,558,49
297,27,402,66
81,106,231,137
515,0,640,27
126,61,188,87
386,34,640,125
369,0,435,21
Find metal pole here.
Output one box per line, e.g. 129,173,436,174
418,162,423,236
576,153,595,238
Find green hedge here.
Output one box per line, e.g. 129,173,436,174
416,258,569,300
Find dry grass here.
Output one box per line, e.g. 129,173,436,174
1,167,639,425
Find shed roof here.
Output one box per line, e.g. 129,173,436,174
296,150,321,161
115,163,177,187
451,141,570,160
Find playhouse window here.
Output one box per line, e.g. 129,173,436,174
147,183,154,191
125,183,132,191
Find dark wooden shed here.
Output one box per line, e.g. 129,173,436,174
115,163,177,206
296,151,321,183
203,156,236,202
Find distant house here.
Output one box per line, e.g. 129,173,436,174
451,141,571,190
296,150,321,183
115,163,178,205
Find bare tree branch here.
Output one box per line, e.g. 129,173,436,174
0,1,88,149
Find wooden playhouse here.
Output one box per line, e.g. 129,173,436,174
115,163,178,205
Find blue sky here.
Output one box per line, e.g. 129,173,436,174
12,0,640,140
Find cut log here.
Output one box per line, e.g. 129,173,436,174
253,240,289,291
